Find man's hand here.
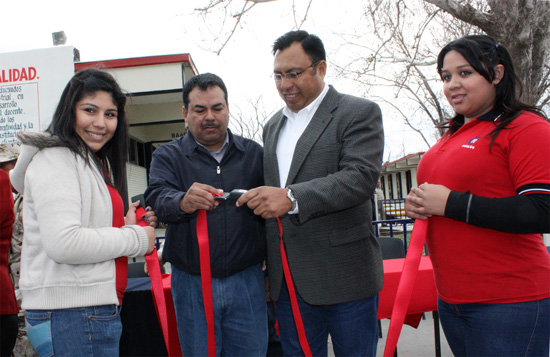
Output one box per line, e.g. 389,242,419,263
236,186,292,219
143,226,157,255
405,183,451,219
179,182,223,214
144,249,165,275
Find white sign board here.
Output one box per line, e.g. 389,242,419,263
0,46,74,144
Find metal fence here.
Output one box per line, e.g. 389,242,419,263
376,198,406,220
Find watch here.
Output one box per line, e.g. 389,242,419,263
286,188,297,211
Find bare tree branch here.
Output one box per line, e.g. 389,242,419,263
424,0,491,29
195,1,261,55
229,95,275,143
292,0,314,29
382,100,432,148
193,0,550,158
335,0,456,145
217,2,257,55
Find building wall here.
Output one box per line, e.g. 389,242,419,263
105,63,186,93
127,102,185,143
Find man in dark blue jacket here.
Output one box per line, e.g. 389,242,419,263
145,73,267,356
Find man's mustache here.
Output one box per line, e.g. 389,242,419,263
201,123,221,129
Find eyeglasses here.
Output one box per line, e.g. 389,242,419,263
273,61,320,82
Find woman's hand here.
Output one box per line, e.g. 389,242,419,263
405,187,430,220
405,183,451,219
126,201,158,227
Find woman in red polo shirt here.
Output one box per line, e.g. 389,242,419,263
405,35,549,356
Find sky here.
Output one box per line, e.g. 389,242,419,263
1,0,440,161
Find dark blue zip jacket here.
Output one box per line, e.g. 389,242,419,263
144,130,265,278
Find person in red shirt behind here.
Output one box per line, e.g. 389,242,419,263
0,165,18,357
405,35,550,356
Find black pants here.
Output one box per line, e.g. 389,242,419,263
0,314,18,357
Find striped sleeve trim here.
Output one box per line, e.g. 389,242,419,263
517,183,550,196
465,194,473,224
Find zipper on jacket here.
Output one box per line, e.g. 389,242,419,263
217,165,221,175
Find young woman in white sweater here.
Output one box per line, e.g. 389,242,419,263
10,69,157,356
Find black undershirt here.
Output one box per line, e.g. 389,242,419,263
445,191,550,234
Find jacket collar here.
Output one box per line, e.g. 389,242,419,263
180,129,245,157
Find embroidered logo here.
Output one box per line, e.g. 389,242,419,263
462,136,480,150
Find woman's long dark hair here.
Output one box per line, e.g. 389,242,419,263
47,69,129,209
437,35,548,142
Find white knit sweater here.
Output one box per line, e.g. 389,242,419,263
10,140,149,310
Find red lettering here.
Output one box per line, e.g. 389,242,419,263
20,68,28,81
0,67,39,83
29,67,37,80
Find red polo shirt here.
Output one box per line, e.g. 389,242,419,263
418,111,550,304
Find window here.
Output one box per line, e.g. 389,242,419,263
388,175,394,199
128,137,146,168
406,170,413,194
396,172,403,198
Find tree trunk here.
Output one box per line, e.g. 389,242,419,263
425,0,550,106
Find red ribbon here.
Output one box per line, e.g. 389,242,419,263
145,203,427,357
144,208,217,356
196,209,217,357
383,219,428,357
140,206,182,356
145,199,311,356
277,217,313,357
146,193,220,356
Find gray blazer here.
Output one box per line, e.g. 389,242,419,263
264,86,384,305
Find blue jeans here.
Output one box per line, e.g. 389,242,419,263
171,264,268,356
25,305,121,357
276,281,379,357
438,297,550,356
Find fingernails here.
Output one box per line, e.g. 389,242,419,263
142,215,146,219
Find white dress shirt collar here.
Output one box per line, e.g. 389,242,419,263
277,83,330,190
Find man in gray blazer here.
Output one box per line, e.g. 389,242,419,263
238,30,384,356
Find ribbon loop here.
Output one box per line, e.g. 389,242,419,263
277,218,313,357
